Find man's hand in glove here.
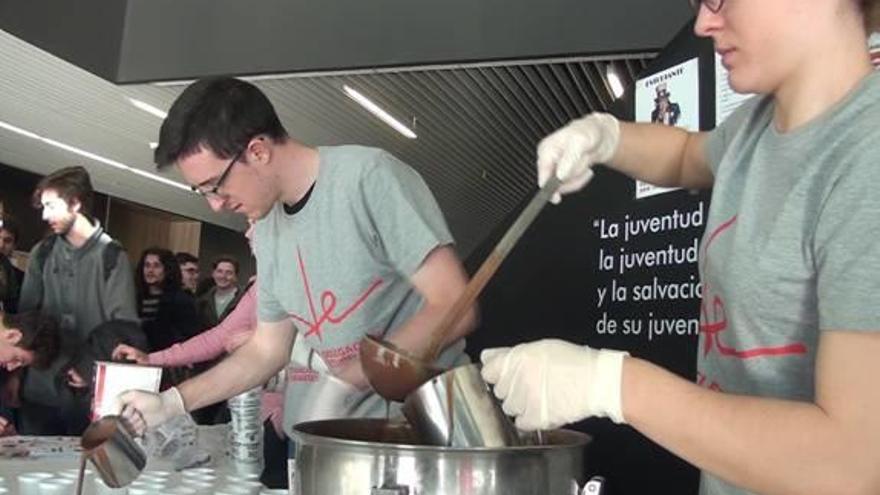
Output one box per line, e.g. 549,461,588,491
537,112,620,203
118,387,186,435
481,339,628,430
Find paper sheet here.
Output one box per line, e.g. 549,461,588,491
91,361,162,419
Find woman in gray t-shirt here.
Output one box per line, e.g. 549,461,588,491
482,2,880,495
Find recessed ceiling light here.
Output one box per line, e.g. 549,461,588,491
342,85,417,139
0,119,189,191
127,97,168,119
605,65,625,99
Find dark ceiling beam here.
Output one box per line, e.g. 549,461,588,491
1,0,692,84
0,0,127,80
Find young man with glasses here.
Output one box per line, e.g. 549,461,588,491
119,77,476,434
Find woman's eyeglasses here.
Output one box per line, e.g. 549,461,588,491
688,0,724,13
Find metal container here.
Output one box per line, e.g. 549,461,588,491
402,363,520,448
292,418,591,495
81,415,147,488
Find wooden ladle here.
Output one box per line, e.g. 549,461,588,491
360,175,562,401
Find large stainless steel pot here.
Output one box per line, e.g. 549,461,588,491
292,418,591,495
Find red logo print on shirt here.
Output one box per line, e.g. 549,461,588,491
699,215,807,359
287,247,384,342
696,372,724,392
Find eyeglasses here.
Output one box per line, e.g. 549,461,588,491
689,0,724,13
192,148,245,199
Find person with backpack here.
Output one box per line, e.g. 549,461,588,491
18,166,138,435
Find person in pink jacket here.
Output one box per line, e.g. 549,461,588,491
114,221,283,430
114,222,291,488
113,280,283,427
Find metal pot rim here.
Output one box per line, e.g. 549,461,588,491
292,418,591,453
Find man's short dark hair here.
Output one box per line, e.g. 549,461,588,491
2,311,61,369
175,252,199,266
0,217,18,243
32,166,95,217
212,255,240,275
154,77,289,170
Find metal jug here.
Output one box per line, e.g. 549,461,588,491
80,415,146,488
402,363,521,447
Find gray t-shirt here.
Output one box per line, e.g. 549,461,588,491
698,71,880,495
256,145,467,417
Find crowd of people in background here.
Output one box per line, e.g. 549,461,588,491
0,167,253,438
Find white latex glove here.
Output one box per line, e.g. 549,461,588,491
118,387,186,435
481,339,629,431
537,112,620,203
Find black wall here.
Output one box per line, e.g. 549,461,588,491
464,22,716,495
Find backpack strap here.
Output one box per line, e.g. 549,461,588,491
99,238,124,282
35,235,59,274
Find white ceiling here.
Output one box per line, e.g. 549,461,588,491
0,28,653,257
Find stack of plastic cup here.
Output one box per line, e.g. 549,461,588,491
217,472,265,495
142,470,172,480
167,487,198,495
128,478,167,494
181,479,214,495
231,480,263,495
38,478,75,495
181,468,216,495
94,478,128,495
59,467,95,491
17,472,52,495
216,486,257,495
227,387,263,466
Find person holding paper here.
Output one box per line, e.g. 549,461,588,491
116,221,289,488
481,2,880,495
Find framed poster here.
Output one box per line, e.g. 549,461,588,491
714,52,754,126
634,58,700,199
